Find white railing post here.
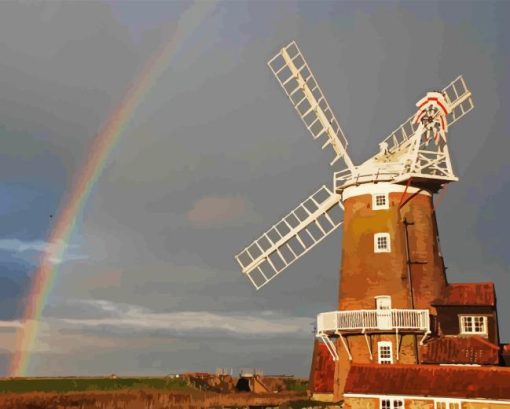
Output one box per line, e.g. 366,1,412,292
317,309,430,334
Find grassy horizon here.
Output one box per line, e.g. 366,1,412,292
0,377,192,393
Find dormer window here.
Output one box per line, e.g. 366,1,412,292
459,315,488,336
372,193,389,210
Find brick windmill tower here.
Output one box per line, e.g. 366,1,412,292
234,41,474,401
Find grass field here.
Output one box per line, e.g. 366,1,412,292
0,377,191,393
0,377,316,409
282,378,308,392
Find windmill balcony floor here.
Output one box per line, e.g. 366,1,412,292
316,309,431,336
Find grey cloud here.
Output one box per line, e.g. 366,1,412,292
42,298,314,338
186,194,262,228
47,3,508,346
0,238,85,265
2,0,509,376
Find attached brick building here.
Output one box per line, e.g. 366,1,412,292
432,283,500,345
344,364,510,408
311,280,509,406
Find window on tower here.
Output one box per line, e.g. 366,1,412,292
374,233,391,253
377,341,393,364
375,295,392,310
372,193,389,210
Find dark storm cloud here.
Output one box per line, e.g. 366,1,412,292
0,2,141,177
0,259,31,320
0,0,509,376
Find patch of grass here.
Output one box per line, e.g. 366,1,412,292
282,378,308,392
279,399,342,409
0,377,191,393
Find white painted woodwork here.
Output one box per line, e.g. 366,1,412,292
235,185,343,290
235,41,474,291
316,309,430,335
267,41,355,171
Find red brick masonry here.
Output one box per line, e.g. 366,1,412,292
309,341,335,394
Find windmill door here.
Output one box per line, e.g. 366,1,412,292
376,296,392,330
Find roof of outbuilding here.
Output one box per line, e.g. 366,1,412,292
344,364,510,400
432,282,495,306
420,336,500,365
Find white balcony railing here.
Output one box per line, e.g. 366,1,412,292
317,309,430,335
334,169,400,191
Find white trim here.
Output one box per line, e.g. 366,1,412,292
380,397,404,409
434,399,462,409
459,315,488,336
344,393,510,405
316,309,430,335
374,233,391,253
342,182,431,202
372,192,390,210
375,295,392,310
377,341,393,364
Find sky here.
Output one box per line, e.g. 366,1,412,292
0,0,508,377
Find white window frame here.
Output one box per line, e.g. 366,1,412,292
377,341,393,364
380,398,404,409
434,399,462,409
375,295,392,310
459,315,488,336
374,233,391,253
372,193,389,210
346,394,504,408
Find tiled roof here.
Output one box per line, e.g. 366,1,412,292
344,364,510,399
433,282,495,306
420,336,500,365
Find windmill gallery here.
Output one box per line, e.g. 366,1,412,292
235,42,510,407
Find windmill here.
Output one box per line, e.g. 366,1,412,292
234,41,473,399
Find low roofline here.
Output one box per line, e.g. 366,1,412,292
423,335,500,350
344,392,510,405
349,362,510,372
344,363,510,400
432,282,495,306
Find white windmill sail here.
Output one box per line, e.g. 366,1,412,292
235,185,343,290
391,75,473,182
268,41,355,172
235,41,475,291
336,75,474,187
379,75,473,156
443,75,474,126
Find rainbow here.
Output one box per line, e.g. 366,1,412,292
10,1,217,376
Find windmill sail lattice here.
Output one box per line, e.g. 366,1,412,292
381,75,473,155
235,41,474,292
235,186,343,290
335,75,474,188
268,41,355,171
